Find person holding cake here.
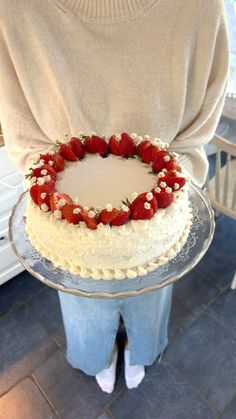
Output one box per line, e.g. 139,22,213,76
0,0,229,393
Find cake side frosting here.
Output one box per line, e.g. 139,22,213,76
25,186,192,279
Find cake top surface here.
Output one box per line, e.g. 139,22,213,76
56,154,157,208
26,132,188,229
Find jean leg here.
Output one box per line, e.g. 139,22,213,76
58,291,120,375
120,284,173,366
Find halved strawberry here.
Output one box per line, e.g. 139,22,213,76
137,140,151,157
110,209,131,226
61,204,83,224
30,182,55,206
50,192,73,212
38,152,65,172
43,178,57,190
108,135,121,155
157,176,186,190
166,168,182,177
69,137,85,159
98,208,120,225
52,153,65,172
59,143,78,161
151,188,174,208
31,164,57,181
30,185,40,205
84,136,97,154
39,153,55,164
93,135,108,157
81,210,98,230
119,133,136,157
165,161,182,173
140,145,160,164
38,191,51,208
151,151,174,173
130,192,158,214
130,200,154,220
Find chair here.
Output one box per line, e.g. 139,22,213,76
205,134,236,289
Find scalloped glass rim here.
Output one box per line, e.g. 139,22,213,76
9,183,215,298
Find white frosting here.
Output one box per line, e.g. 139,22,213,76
26,150,192,280
56,154,156,208
25,186,191,279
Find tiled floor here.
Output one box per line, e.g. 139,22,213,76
0,214,235,419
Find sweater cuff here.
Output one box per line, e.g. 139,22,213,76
177,149,209,188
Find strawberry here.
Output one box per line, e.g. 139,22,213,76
157,176,186,191
69,137,85,159
130,192,158,214
151,188,174,208
98,208,120,225
81,210,98,230
52,153,65,172
42,178,57,191
130,200,154,220
30,185,40,205
50,192,73,212
31,164,57,181
119,133,136,157
39,153,55,164
166,167,182,177
165,161,182,173
61,204,83,224
137,140,151,157
84,136,97,154
110,209,131,226
30,182,55,206
140,144,160,164
108,135,121,155
151,151,172,172
38,191,51,209
93,135,108,157
38,152,65,172
59,143,78,161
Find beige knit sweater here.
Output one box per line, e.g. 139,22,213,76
0,0,229,186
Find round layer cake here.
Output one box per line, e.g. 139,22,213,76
25,133,192,280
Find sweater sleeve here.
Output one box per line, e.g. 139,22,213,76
168,2,229,187
0,27,54,174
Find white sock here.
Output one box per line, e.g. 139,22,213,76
124,347,145,389
95,345,118,393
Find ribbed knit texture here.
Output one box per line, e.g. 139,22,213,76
54,0,157,22
0,0,229,186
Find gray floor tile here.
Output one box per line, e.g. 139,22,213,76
170,269,220,329
207,289,236,335
110,362,216,419
0,305,57,396
164,313,236,411
196,215,236,289
34,349,125,419
29,287,65,346
0,378,57,419
168,321,183,343
96,413,111,419
221,396,236,419
0,272,45,318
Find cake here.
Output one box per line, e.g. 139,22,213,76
25,133,192,280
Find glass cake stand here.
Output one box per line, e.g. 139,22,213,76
9,183,215,299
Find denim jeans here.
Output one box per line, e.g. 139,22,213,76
58,282,173,376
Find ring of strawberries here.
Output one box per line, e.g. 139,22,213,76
27,133,187,230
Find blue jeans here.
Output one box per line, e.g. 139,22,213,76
58,283,173,376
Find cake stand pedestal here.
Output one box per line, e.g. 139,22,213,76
9,183,215,299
